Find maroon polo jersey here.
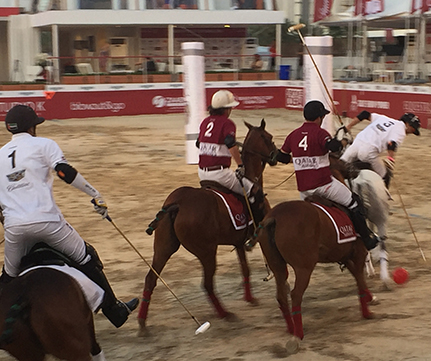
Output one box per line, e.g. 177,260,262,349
281,122,332,191
198,115,236,168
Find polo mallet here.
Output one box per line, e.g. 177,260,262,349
391,179,427,262
237,176,273,281
99,208,210,335
288,23,344,128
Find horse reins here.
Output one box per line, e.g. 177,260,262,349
236,140,276,165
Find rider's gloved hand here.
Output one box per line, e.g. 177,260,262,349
337,125,348,133
235,164,246,180
92,195,108,219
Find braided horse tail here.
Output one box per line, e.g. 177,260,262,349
146,204,180,236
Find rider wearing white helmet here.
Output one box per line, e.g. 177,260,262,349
196,90,265,223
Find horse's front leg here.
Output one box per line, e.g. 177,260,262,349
199,247,237,321
346,247,374,319
376,233,391,290
235,246,258,305
365,252,376,278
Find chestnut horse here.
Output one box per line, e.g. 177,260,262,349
254,200,374,344
0,268,104,361
138,119,277,334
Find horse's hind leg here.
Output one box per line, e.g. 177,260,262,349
137,220,180,334
235,246,257,304
290,266,314,340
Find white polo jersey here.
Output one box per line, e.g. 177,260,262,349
355,113,406,153
0,133,66,228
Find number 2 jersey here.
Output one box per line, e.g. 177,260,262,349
0,133,65,228
198,114,235,168
280,122,332,192
355,113,406,153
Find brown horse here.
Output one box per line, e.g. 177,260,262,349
254,200,374,345
138,119,277,333
0,268,104,361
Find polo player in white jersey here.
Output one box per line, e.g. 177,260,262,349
341,111,420,188
0,104,138,328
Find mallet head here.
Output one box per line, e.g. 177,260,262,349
195,321,211,335
288,23,306,32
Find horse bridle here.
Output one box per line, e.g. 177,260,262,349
236,140,277,165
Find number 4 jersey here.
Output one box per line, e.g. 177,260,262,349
280,122,332,192
0,133,65,227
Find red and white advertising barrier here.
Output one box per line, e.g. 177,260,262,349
1,81,430,129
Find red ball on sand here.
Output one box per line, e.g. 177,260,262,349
392,267,409,284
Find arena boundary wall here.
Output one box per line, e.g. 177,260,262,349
0,81,430,129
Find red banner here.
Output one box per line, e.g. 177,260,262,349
1,85,430,130
355,0,384,16
314,0,333,22
0,87,285,121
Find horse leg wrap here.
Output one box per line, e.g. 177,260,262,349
291,306,304,340
279,305,295,334
359,289,372,318
243,277,254,302
138,290,152,320
208,293,228,318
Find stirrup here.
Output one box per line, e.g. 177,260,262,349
103,298,139,328
121,298,139,313
363,233,380,251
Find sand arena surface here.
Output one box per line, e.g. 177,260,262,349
0,108,430,360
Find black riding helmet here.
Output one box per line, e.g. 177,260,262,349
400,113,420,136
5,105,45,134
303,100,330,121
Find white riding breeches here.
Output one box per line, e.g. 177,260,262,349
299,176,353,208
198,167,254,196
4,217,88,277
340,139,387,178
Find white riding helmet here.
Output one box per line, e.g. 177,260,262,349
211,90,240,109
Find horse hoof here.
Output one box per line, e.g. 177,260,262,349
363,312,375,319
381,282,393,292
137,327,150,337
224,312,239,322
285,335,301,355
369,295,380,305
246,297,259,306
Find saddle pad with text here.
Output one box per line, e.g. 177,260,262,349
20,264,104,312
312,203,357,244
210,189,252,230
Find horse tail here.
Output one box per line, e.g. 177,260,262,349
252,217,276,244
263,217,277,245
146,204,179,235
0,295,29,346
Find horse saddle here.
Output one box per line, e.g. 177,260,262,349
19,242,80,273
305,195,356,244
200,180,252,231
19,243,105,313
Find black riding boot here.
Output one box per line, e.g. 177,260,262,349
79,244,139,328
349,195,379,251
